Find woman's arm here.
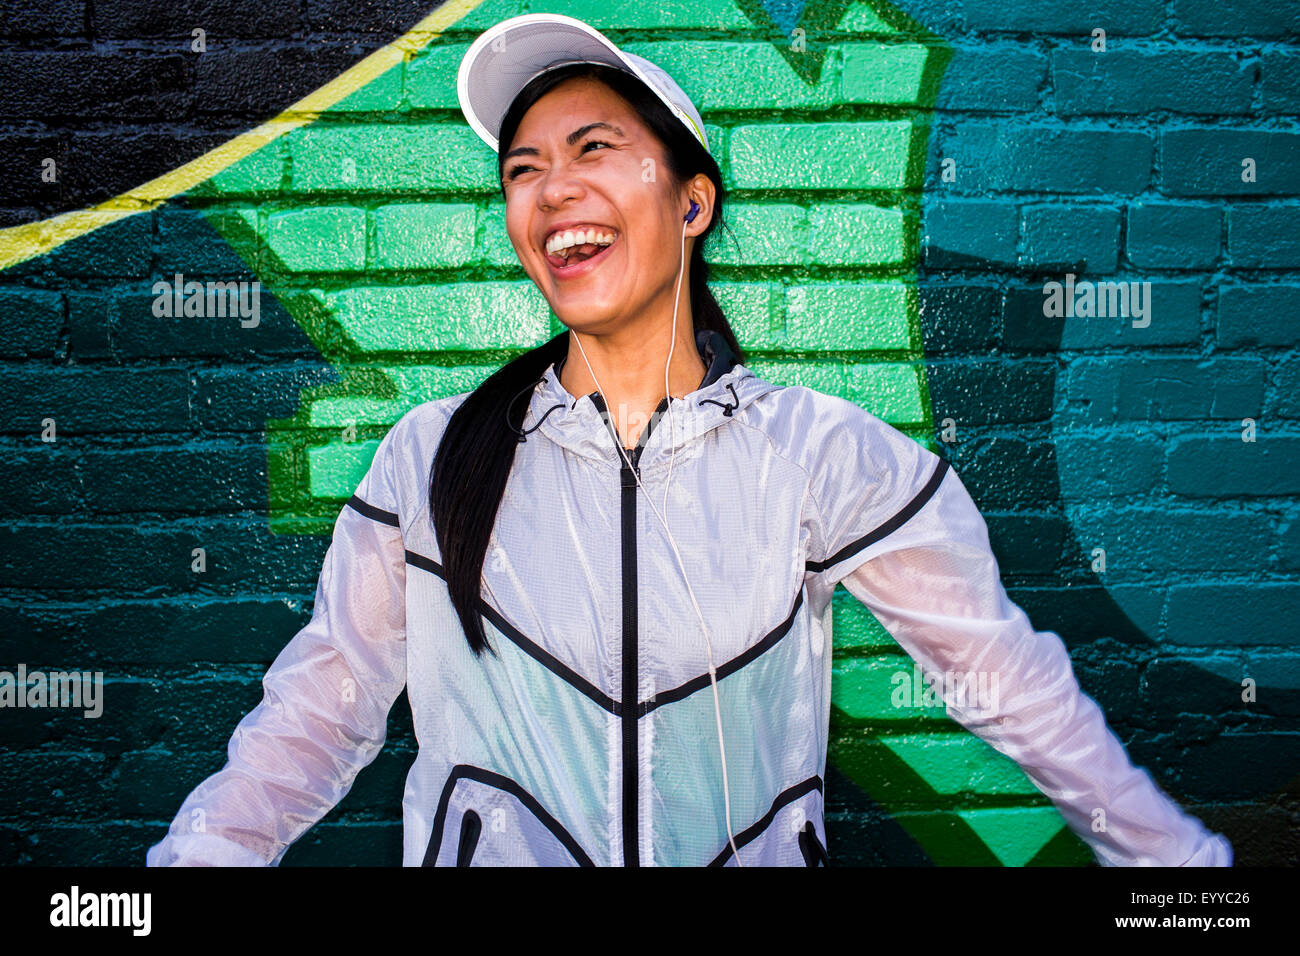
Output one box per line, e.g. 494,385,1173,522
833,455,1232,866
146,420,410,866
799,393,1231,867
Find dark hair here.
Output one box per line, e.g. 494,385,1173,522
430,63,744,656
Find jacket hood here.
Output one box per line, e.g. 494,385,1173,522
523,329,781,474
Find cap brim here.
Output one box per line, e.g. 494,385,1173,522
457,13,638,154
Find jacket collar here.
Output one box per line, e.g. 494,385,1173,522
553,327,738,391
524,329,780,474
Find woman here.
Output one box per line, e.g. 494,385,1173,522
147,13,1232,867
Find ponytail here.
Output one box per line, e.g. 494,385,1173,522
429,332,569,655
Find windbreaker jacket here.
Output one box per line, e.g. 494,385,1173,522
147,330,1233,867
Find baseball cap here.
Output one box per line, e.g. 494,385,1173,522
457,13,710,155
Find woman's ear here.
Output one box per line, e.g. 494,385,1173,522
684,175,715,234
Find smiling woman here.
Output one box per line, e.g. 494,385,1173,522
146,12,1234,869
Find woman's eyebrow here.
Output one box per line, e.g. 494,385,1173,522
502,122,626,161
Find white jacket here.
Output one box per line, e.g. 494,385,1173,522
146,330,1233,867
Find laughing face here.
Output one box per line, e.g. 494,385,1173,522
500,75,709,336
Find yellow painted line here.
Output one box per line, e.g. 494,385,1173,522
0,0,488,272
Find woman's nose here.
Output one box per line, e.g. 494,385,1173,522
538,162,585,209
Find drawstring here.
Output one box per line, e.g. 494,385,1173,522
507,375,565,443
698,382,739,417
512,403,565,441
515,376,742,442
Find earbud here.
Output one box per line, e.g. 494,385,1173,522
684,200,699,224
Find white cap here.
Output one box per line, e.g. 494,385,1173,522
457,13,710,155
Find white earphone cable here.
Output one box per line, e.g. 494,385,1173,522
570,209,744,867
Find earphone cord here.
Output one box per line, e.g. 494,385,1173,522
570,211,744,868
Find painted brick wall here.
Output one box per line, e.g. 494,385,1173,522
0,0,1296,866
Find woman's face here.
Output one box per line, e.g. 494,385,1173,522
500,76,701,334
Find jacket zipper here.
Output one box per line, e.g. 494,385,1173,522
620,446,639,866
599,394,669,867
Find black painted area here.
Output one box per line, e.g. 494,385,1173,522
0,0,443,222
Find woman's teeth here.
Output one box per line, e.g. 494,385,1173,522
546,228,616,258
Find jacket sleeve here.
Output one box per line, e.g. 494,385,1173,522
146,420,410,866
810,407,1232,867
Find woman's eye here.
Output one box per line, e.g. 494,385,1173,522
504,141,611,183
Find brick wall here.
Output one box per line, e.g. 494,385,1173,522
0,0,1295,866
